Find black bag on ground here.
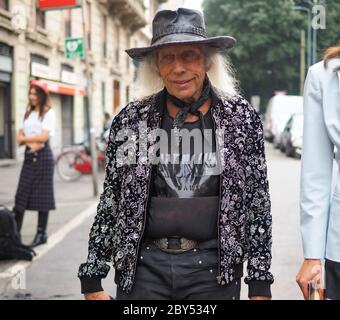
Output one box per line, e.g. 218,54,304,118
0,205,36,261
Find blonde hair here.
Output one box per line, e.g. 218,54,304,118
132,45,240,99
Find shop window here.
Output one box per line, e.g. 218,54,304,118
0,0,9,11
36,7,46,29
102,82,106,112
114,24,120,64
0,42,11,57
86,1,92,50
61,63,73,72
31,53,48,65
102,14,107,58
65,9,72,38
126,85,130,104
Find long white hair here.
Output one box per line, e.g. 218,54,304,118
132,45,240,100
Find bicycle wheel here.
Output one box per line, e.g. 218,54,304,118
56,150,83,182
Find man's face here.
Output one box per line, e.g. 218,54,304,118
156,44,208,102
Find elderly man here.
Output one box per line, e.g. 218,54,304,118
78,8,273,300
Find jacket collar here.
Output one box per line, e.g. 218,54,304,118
327,57,340,72
328,58,340,90
150,85,223,118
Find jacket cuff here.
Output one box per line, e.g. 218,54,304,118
80,276,104,294
247,280,272,298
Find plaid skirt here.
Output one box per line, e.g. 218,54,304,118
14,143,55,212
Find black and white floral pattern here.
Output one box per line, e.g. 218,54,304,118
78,88,274,293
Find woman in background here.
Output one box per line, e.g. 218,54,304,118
297,46,340,300
13,80,56,248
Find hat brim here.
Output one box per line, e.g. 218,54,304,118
126,34,236,61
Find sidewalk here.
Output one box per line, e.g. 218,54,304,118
0,161,104,294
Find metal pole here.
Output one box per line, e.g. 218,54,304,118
307,9,312,68
300,30,306,96
306,0,320,65
293,6,312,68
81,0,98,196
312,24,318,64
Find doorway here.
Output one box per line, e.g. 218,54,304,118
61,95,74,147
0,81,12,158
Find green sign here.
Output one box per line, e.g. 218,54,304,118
65,37,84,60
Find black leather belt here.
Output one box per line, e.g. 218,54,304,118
153,236,199,254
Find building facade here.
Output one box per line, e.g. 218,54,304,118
0,0,164,160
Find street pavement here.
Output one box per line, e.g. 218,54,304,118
267,143,303,300
1,208,116,300
1,142,336,300
0,157,105,297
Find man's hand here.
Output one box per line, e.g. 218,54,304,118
296,259,324,300
250,296,271,300
84,291,111,300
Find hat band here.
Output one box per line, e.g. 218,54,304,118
152,26,208,44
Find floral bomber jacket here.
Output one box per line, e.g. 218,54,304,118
78,88,274,295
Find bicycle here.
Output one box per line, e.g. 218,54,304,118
55,139,106,182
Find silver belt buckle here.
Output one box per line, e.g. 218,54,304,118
154,237,198,254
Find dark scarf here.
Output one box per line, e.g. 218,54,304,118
166,78,211,132
166,77,211,145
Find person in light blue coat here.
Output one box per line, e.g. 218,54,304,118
296,46,340,300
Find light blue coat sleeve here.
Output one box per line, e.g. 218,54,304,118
300,66,334,259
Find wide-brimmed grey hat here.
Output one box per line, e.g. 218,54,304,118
126,8,236,61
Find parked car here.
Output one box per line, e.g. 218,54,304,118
280,113,303,158
264,95,303,148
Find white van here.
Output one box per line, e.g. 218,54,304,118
264,95,303,147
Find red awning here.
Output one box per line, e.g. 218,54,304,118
38,0,81,10
39,79,86,96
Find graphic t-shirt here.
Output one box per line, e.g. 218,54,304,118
146,96,221,241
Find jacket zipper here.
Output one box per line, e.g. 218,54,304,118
130,111,162,290
211,107,222,280
130,165,152,289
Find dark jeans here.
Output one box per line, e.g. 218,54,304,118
325,259,340,300
116,240,241,300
